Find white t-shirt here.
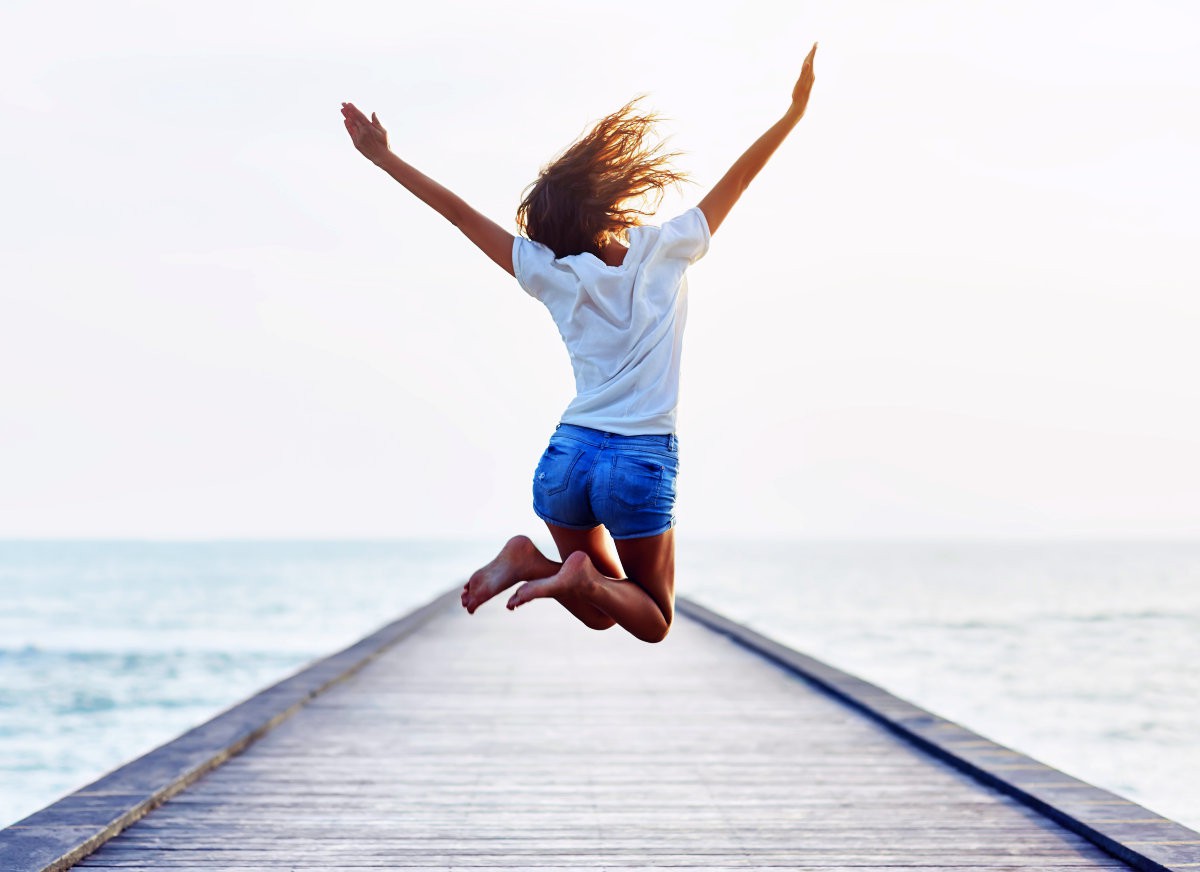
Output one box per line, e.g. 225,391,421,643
512,206,711,435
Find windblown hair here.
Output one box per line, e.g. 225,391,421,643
517,96,688,259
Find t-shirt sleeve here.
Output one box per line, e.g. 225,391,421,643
512,235,561,301
656,206,711,265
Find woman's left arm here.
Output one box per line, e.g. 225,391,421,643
697,42,816,237
342,102,515,276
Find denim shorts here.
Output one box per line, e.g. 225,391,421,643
531,423,680,540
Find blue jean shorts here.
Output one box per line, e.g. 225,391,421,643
532,423,680,540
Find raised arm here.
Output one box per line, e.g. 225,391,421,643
341,102,515,276
697,42,817,236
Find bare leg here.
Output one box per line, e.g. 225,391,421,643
541,523,624,631
507,528,676,643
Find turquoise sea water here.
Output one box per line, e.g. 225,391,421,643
1,538,1197,831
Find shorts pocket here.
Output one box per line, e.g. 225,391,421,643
609,454,665,510
533,442,584,497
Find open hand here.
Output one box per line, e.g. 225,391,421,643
790,42,818,118
341,101,389,165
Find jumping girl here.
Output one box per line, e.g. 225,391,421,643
341,43,817,643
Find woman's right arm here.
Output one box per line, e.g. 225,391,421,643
697,42,817,236
342,102,515,276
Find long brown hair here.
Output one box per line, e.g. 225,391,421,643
516,96,688,259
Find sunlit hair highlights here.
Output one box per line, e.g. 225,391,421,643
517,97,689,259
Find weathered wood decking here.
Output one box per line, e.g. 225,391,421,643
4,587,1198,871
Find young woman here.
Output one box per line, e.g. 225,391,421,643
342,43,817,643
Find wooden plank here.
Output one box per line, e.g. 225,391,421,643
0,588,457,872
676,595,1200,872
61,591,1139,870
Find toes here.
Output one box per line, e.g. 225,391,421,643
506,585,524,610
506,580,540,610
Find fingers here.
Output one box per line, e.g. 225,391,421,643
341,104,366,143
805,41,818,65
343,115,367,147
340,101,371,126
340,102,386,141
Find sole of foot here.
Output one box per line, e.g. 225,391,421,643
506,550,594,610
462,535,544,614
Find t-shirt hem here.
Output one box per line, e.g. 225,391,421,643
512,236,538,298
689,206,712,262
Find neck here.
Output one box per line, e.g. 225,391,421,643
598,237,628,267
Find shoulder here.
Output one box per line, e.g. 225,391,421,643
646,207,711,265
512,235,564,299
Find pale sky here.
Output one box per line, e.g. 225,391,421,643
1,0,1197,539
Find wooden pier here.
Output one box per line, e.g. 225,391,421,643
3,586,1198,871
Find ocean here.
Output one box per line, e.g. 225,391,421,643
1,538,1197,831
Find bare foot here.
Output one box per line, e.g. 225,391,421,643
506,550,597,611
461,535,554,614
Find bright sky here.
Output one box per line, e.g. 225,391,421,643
1,1,1197,539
